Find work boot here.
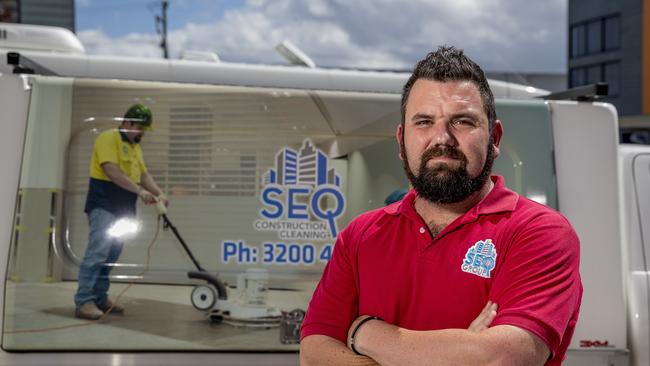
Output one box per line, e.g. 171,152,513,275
75,302,104,320
97,299,125,314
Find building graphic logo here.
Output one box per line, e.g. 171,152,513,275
256,139,345,240
461,239,497,278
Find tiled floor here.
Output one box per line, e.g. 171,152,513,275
3,280,313,351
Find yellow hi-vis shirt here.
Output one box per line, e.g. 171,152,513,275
89,129,147,183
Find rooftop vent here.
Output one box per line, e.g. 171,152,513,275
0,22,85,54
275,40,315,68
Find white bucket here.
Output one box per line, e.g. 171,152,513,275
237,268,269,305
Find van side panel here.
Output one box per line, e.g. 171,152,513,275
550,101,626,355
620,145,650,366
0,75,31,341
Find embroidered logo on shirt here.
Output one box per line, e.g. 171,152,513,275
122,144,129,155
461,239,497,278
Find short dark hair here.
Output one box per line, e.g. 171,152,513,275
400,46,496,130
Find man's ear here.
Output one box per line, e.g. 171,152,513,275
397,123,405,161
491,120,503,158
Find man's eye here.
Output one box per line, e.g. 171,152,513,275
452,119,475,127
415,120,431,126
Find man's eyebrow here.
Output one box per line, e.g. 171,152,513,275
410,113,435,121
450,111,482,120
410,111,483,122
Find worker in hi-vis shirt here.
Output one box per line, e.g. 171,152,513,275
74,104,167,320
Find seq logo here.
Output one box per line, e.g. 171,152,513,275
461,239,497,278
256,139,345,240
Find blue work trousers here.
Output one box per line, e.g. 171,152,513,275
74,208,124,307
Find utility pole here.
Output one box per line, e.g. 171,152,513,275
155,0,169,59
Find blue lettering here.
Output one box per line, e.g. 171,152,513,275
287,187,310,219
222,241,256,264
289,244,300,263
319,244,333,262
473,254,484,268
223,241,237,263
263,243,273,262
238,241,252,263
303,244,315,264
261,185,284,219
464,249,474,265
276,243,287,263
311,186,345,238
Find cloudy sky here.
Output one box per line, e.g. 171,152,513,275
76,0,567,73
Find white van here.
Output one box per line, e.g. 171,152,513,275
0,23,638,366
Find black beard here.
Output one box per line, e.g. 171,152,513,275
402,140,495,204
133,135,142,144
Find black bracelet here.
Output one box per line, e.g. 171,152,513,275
349,315,382,356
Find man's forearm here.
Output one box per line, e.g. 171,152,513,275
140,172,163,197
300,335,379,366
355,322,548,366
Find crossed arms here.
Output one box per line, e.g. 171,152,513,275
300,301,549,366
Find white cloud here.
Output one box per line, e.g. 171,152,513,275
78,29,161,58
78,0,567,73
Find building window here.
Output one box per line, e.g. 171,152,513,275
604,16,620,51
570,67,586,87
604,62,620,96
570,14,620,59
587,21,602,54
587,65,602,84
570,62,620,97
571,24,586,58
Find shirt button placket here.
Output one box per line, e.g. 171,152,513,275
417,226,431,253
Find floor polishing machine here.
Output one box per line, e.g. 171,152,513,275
154,199,282,327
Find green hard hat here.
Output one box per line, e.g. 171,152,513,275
123,104,153,131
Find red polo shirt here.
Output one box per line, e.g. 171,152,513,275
301,176,582,365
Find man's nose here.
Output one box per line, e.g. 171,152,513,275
430,120,455,147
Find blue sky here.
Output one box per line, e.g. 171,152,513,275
74,0,568,73
76,0,238,38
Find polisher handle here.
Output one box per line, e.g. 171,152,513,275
155,198,168,215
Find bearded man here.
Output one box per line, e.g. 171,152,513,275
300,46,582,366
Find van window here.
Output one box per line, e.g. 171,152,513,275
3,76,405,351
494,99,557,209
4,76,555,351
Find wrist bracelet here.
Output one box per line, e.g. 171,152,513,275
349,315,382,356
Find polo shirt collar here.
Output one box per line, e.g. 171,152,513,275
118,129,139,144
119,129,130,142
384,175,519,222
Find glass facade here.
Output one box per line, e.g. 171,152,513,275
569,14,621,96
570,14,620,58
587,20,602,54
604,62,621,96
604,16,621,51
569,62,620,97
